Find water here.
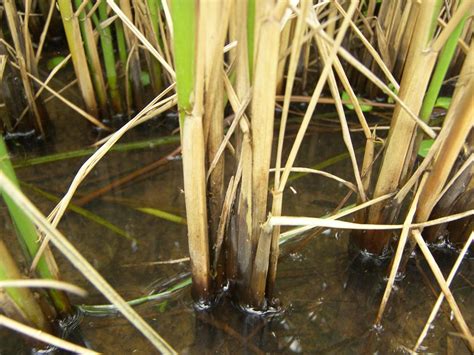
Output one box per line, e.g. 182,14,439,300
1,99,472,354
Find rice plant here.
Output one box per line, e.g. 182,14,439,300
0,0,473,353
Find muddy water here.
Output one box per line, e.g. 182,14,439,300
0,103,472,354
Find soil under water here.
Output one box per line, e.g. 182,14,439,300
0,93,472,354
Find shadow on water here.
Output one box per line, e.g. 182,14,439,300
1,102,472,354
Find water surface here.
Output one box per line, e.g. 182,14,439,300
1,101,472,354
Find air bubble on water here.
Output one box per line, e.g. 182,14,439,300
131,239,138,252
240,301,282,316
395,270,405,281
308,311,318,321
194,299,212,311
289,252,303,261
222,281,229,292
281,320,290,330
167,154,181,161
360,249,376,258
373,323,384,333
289,338,302,353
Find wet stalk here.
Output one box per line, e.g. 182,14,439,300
360,0,443,254
171,0,210,302
202,0,231,288
268,0,310,299
248,0,286,308
415,44,474,229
